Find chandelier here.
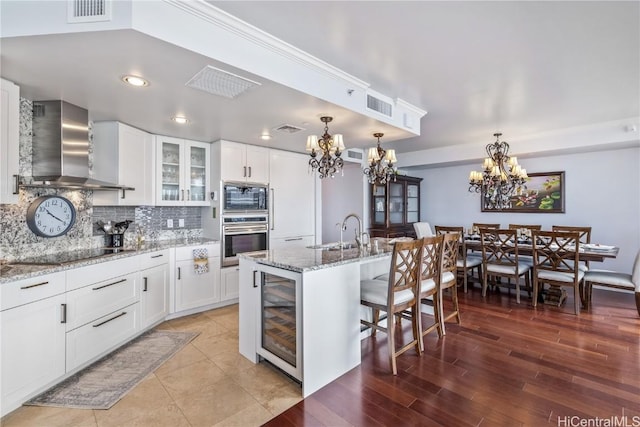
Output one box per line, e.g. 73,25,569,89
468,132,529,210
363,132,397,185
306,116,345,179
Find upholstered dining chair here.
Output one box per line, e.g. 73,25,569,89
439,232,461,333
413,222,434,238
479,228,531,304
531,230,584,315
435,225,482,293
360,239,423,375
583,249,640,316
552,225,592,271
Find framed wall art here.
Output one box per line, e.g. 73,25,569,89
481,171,565,213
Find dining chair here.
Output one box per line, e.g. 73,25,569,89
435,225,482,293
413,222,434,238
479,228,531,304
439,232,462,332
552,225,592,271
360,239,423,375
583,249,640,316
531,230,584,315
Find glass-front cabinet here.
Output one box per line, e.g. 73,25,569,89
369,175,422,238
156,136,210,206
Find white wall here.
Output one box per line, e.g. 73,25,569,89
321,162,368,243
409,146,640,271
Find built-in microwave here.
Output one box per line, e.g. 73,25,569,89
223,182,268,213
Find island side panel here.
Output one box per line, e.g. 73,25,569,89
239,258,259,363
301,262,361,398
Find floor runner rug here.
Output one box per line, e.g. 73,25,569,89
25,329,198,410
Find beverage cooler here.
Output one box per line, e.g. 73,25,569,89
256,266,302,381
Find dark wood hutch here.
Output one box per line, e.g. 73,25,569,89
369,175,422,238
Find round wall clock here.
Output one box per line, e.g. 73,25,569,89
26,195,77,238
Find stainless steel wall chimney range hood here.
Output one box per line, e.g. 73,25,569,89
21,100,133,191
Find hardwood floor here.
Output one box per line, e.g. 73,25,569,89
265,286,640,426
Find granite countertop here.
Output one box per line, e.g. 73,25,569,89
0,238,219,284
239,239,395,273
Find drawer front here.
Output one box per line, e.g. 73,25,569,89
66,303,140,373
175,244,218,261
138,249,171,270
65,272,139,331
1,271,66,311
67,256,140,292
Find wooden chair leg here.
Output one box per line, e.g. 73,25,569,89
412,305,422,356
387,314,397,375
482,270,488,297
432,293,443,338
451,287,461,324
532,278,539,307
574,283,581,315
515,276,521,304
372,309,379,337
635,292,640,317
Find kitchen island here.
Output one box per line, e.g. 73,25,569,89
238,241,395,397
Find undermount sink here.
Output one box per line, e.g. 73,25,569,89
308,242,357,251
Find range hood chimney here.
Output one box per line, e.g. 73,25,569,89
22,100,133,191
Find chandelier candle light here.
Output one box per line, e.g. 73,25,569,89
468,132,529,210
364,132,397,185
306,116,345,179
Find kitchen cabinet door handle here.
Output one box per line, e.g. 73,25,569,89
181,189,185,201
253,270,258,288
285,237,303,242
177,267,181,280
187,189,190,201
248,166,252,177
270,188,275,231
243,166,247,177
20,281,49,290
143,277,148,292
60,303,67,324
93,311,127,328
92,278,126,291
151,254,164,258
13,175,19,195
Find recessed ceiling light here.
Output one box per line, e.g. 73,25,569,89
172,116,189,124
261,134,272,140
122,75,149,87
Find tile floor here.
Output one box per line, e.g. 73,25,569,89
1,304,303,427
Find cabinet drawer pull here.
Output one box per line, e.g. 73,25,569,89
20,281,49,290
143,277,148,292
284,237,303,242
243,166,247,177
248,166,252,177
60,303,67,324
93,311,127,328
151,254,164,259
181,189,185,201
177,267,181,280
13,175,19,195
92,278,126,291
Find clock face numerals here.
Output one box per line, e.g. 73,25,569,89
26,196,77,237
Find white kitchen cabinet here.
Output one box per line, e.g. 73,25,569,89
269,150,316,245
175,243,221,312
1,272,66,417
156,135,210,206
139,250,170,328
220,140,269,184
221,265,240,301
92,121,155,206
0,78,20,204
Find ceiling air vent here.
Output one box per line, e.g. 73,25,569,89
273,124,305,134
186,66,261,99
367,94,393,118
67,0,112,23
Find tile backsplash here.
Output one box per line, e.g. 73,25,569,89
0,97,203,262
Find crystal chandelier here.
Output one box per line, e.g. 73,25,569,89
306,116,345,179
468,132,529,210
363,132,397,185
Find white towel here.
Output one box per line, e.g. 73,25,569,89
193,248,209,274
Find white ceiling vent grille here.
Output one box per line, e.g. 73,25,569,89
273,124,305,134
186,66,261,99
67,0,112,23
367,94,393,117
